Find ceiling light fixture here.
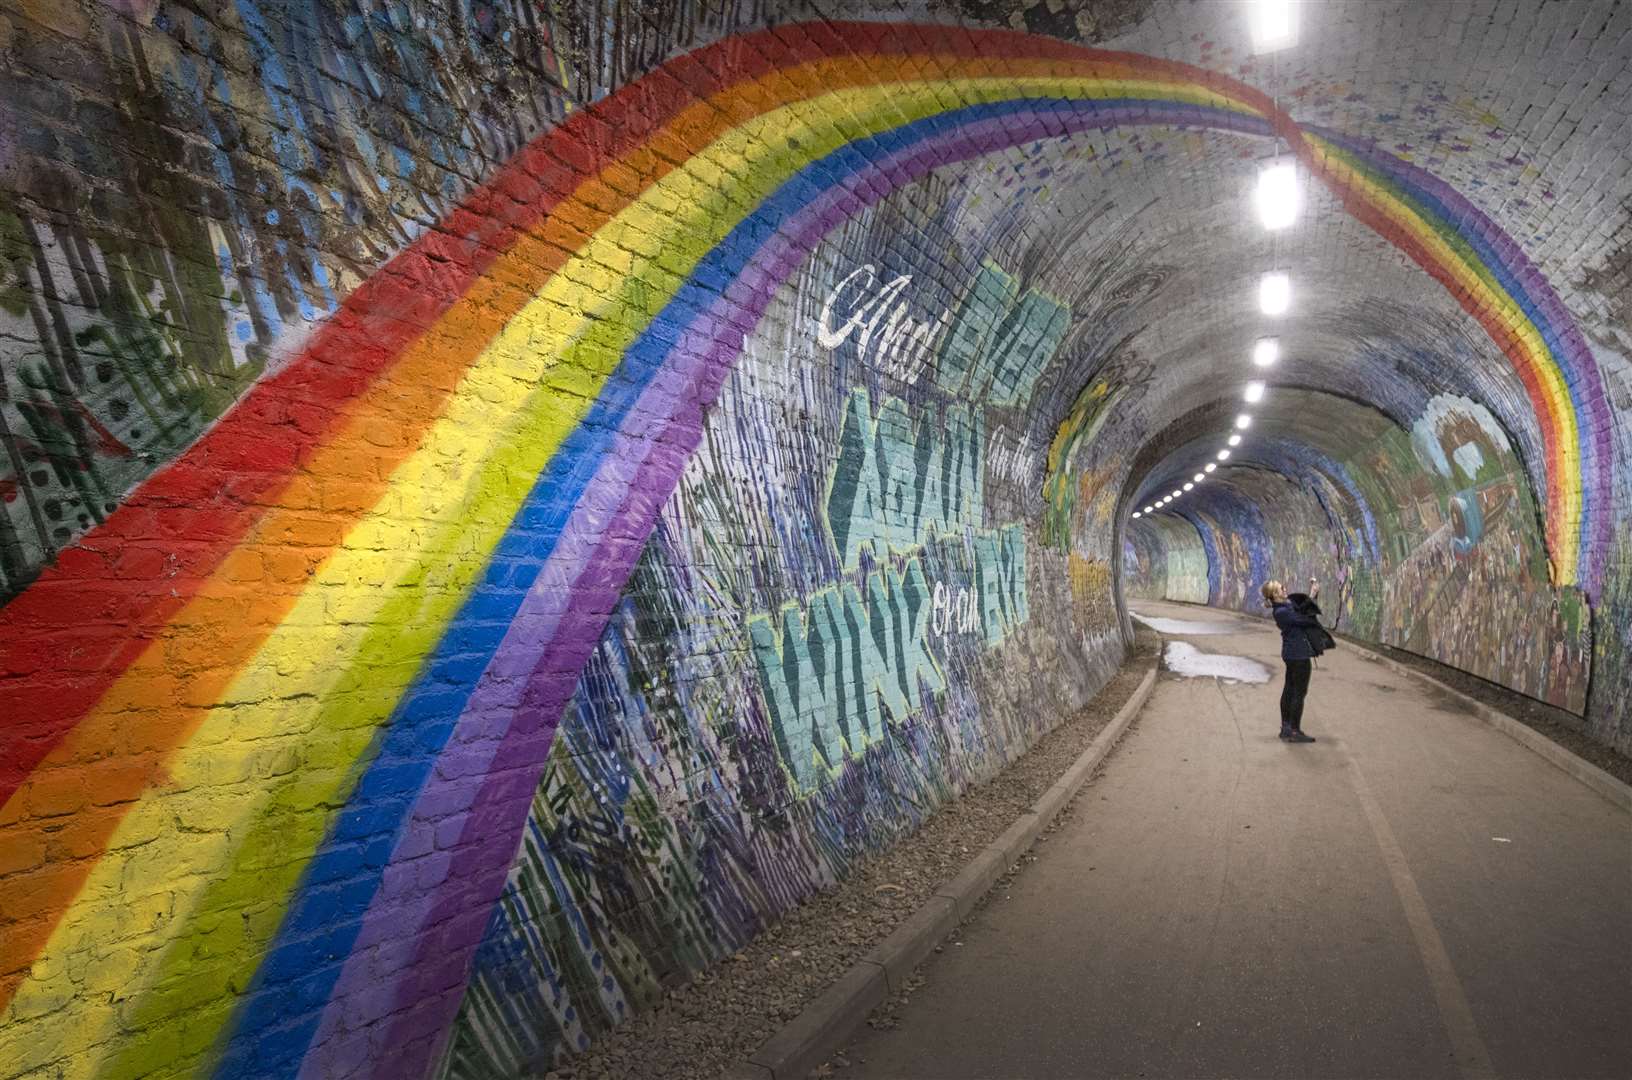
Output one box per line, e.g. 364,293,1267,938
1172,490,1182,498
1132,511,1141,518
1205,463,1217,473
1193,473,1204,483
1249,0,1298,53
1259,272,1291,316
1228,434,1243,446
1235,414,1253,429
1217,449,1231,461
1244,380,1266,403
1255,162,1300,230
1253,338,1280,367
1184,482,1194,491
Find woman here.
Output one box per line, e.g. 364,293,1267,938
1262,577,1327,743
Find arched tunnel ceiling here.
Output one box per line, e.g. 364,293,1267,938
918,0,1632,597
945,125,1541,466
1128,389,1400,513
0,3,1630,1076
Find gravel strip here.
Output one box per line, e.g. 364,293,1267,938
543,630,1159,1080
1351,637,1632,788
828,745,1129,1077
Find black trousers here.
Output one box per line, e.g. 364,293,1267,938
1281,659,1312,729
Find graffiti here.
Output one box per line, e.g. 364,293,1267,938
986,427,1045,489
932,579,985,637
935,260,1071,407
1127,395,1593,714
751,527,1029,793
816,265,953,385
1042,379,1125,551
1067,551,1114,628
828,387,984,570
817,259,1071,407
1591,533,1632,755
0,10,1625,1080
973,526,1033,642
751,557,942,792
769,371,1030,791
0,0,649,601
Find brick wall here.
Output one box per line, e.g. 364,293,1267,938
1,3,1628,1078
1126,389,1611,739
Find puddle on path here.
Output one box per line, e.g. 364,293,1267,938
1163,641,1271,683
1132,613,1239,636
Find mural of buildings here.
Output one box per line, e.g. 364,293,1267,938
0,3,1627,1079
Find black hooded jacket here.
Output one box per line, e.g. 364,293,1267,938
1272,593,1334,661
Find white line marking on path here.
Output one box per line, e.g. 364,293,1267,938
1348,759,1496,1080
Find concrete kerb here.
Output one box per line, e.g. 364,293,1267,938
862,895,957,993
1340,639,1632,813
745,963,888,1080
721,652,1162,1080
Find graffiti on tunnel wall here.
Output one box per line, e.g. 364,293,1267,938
1124,516,1207,605
0,8,1627,1080
0,0,647,601
1127,395,1593,714
444,231,1070,1073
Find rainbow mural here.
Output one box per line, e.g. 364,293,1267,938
0,20,1612,1080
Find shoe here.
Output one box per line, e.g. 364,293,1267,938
1278,726,1295,740
1286,730,1316,743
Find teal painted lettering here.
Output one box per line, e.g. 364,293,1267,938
936,262,1018,395
875,395,917,554
988,291,1070,407
828,389,987,569
828,389,885,569
1000,524,1030,626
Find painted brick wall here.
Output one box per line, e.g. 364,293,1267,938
0,8,1150,1077
1,2,1630,1079
1126,390,1606,737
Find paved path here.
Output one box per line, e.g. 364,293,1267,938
840,601,1632,1080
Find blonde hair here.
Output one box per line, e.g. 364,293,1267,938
1261,580,1284,608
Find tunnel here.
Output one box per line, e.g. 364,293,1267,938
0,1,1628,1078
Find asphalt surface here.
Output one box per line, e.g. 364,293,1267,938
838,600,1632,1080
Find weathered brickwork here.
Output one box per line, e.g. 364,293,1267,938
1127,391,1595,715
0,2,1629,1078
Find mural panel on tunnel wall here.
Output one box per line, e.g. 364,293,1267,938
0,6,1626,1080
1043,378,1134,653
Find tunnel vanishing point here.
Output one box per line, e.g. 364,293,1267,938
0,2,1629,1077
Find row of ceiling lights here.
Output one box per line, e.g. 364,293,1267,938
1134,1,1298,523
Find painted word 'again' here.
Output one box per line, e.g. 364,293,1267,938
828,388,983,571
